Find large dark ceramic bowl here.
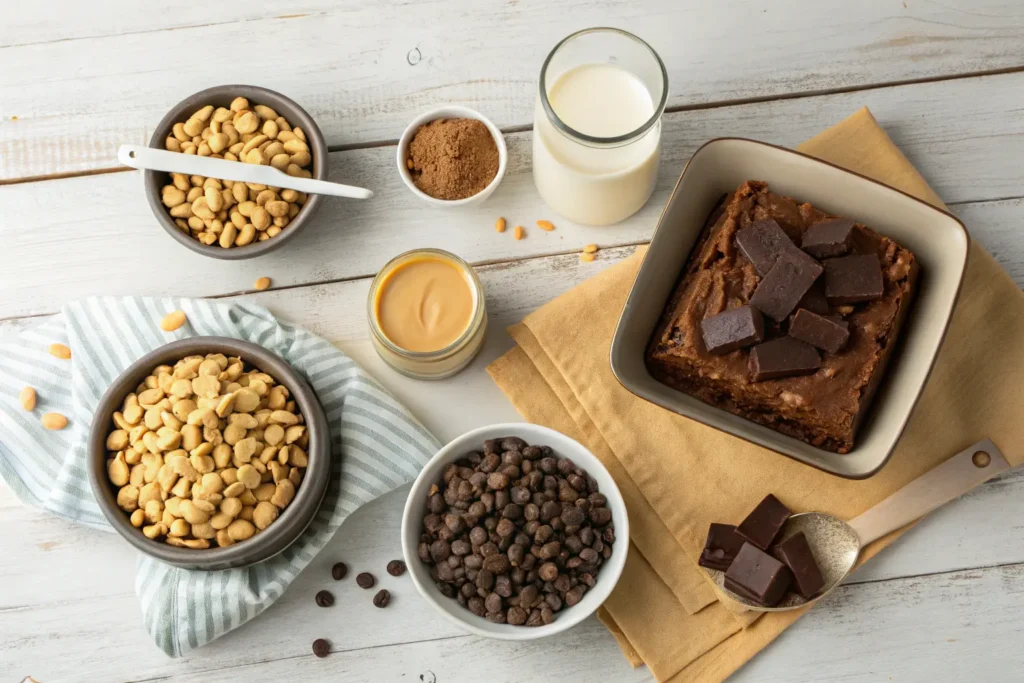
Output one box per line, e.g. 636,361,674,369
87,337,331,570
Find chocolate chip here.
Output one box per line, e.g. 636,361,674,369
312,638,330,658
748,337,821,382
801,218,855,258
373,589,391,608
700,305,765,355
356,572,376,589
315,590,334,607
331,562,348,581
387,559,407,577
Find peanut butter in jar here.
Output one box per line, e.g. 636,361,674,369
367,249,487,380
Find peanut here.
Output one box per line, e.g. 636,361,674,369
41,412,68,430
159,98,313,248
19,386,37,411
495,217,506,233
254,276,271,291
514,225,525,240
161,310,187,332
105,352,307,548
49,343,72,359
536,220,555,232
579,252,596,263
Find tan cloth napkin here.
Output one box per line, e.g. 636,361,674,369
487,108,1024,682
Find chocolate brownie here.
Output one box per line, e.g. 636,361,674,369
646,181,917,453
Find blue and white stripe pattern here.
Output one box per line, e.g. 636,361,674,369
0,296,439,656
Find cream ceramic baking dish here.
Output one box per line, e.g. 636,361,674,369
609,138,969,478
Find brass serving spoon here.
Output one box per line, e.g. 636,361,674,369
708,439,1010,612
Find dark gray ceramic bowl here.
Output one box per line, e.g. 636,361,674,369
87,337,331,570
145,85,329,260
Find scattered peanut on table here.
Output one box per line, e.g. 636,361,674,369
162,97,313,249
160,310,187,332
41,413,68,430
105,352,308,548
514,225,525,240
19,386,37,411
536,219,555,232
254,277,272,291
495,217,506,233
49,343,71,360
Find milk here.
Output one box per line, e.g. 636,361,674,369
533,63,661,226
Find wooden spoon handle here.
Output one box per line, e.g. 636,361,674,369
848,439,1010,546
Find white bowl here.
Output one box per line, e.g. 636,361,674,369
397,106,508,207
401,423,629,640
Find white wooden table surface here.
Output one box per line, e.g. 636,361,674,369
3,2,1024,681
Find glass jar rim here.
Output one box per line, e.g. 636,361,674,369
539,27,669,148
367,248,486,360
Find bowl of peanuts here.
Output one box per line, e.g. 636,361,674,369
145,85,328,260
87,337,331,570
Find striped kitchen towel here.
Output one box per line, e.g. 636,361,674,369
0,296,440,657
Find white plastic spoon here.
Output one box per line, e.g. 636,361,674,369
708,439,1010,611
118,144,373,200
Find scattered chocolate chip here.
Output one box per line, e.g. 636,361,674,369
356,572,376,589
314,590,334,608
312,638,330,658
387,559,407,577
373,589,391,608
331,562,348,581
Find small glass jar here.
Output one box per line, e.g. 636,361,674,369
367,248,487,380
533,28,668,226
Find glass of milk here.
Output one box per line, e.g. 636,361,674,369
533,28,668,226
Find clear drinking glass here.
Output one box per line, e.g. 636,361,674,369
532,28,668,226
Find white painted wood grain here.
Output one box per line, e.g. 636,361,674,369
3,0,1024,180
3,71,1024,321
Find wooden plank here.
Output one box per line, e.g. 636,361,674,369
2,72,1024,321
2,0,1024,180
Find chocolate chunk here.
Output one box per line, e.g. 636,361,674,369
824,254,884,304
735,219,799,277
801,218,855,258
789,309,850,354
797,281,830,316
724,542,793,606
736,494,792,549
700,305,764,355
698,523,746,571
774,532,825,599
750,251,823,322
748,337,821,382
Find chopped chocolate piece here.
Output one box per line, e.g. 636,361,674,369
790,309,850,354
698,523,746,571
750,251,824,322
736,494,792,549
797,281,830,316
735,219,799,277
774,532,825,599
801,218,855,258
724,542,793,606
824,254,884,304
700,306,764,355
748,337,821,382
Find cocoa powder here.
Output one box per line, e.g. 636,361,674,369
407,118,499,200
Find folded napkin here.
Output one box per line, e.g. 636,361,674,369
0,296,439,657
488,108,1024,681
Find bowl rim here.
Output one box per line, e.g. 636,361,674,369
401,422,629,640
144,84,329,261
396,105,508,207
609,136,971,479
87,336,332,569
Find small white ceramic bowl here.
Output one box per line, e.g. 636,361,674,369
401,423,629,640
397,106,508,207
